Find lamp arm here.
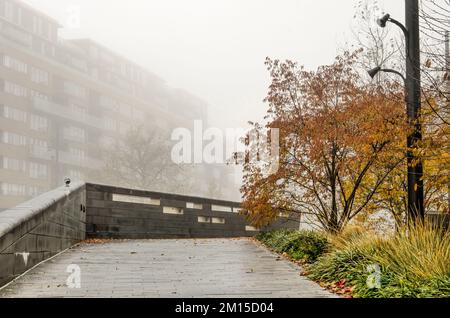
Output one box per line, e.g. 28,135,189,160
387,17,409,40
380,68,406,84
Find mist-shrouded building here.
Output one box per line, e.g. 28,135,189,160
0,0,211,210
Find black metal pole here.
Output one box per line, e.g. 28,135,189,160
446,30,449,214
405,0,424,221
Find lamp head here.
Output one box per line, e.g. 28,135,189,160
377,13,390,28
368,66,381,79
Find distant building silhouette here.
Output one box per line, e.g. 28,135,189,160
0,0,210,210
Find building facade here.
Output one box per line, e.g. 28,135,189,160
0,0,209,210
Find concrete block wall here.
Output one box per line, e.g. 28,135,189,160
85,183,299,239
0,183,86,287
0,181,299,287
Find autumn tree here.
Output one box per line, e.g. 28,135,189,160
350,0,449,226
240,51,407,233
419,0,449,215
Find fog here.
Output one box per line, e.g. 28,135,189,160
24,0,404,128
0,0,406,210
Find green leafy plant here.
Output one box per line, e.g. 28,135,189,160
257,229,329,263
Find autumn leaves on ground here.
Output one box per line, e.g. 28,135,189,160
239,3,449,299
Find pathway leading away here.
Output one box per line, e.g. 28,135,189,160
0,238,333,298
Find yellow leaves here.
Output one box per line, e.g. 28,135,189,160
241,50,415,232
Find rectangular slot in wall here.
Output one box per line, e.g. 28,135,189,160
198,216,211,223
245,225,259,232
112,194,160,206
163,206,184,215
232,207,243,213
211,205,232,212
212,217,226,224
186,202,203,210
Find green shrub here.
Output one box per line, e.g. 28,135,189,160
307,223,450,298
257,229,329,263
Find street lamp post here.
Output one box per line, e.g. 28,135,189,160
369,0,425,222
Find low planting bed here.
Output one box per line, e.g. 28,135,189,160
256,225,450,298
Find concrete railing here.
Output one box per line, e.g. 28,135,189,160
85,183,298,239
0,182,299,287
0,183,86,286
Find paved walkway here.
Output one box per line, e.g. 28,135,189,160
0,238,333,298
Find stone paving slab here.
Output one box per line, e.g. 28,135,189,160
0,238,335,298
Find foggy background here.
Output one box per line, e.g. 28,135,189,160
23,0,404,129
0,0,408,210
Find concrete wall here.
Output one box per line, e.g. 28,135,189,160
85,183,299,239
0,183,86,287
0,182,299,287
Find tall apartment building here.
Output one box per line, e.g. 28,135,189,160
0,0,208,210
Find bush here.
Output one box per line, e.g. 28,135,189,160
256,229,329,263
307,223,450,298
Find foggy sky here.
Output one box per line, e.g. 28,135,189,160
24,0,404,129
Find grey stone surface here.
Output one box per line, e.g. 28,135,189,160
0,182,300,289
0,238,334,298
0,183,86,286
85,183,299,239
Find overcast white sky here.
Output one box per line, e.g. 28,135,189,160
25,0,404,129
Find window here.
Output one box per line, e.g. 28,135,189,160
28,186,46,197
100,135,116,147
245,226,260,232
1,183,27,196
112,194,160,206
69,147,85,160
4,1,14,21
30,90,49,100
198,216,211,223
70,103,88,120
30,114,48,131
32,16,43,35
187,202,203,210
163,207,184,215
64,126,85,142
29,138,49,158
28,186,40,197
30,67,49,85
1,131,27,146
1,105,27,122
32,16,38,33
104,117,117,131
16,7,22,25
29,162,47,179
4,80,27,97
100,95,119,111
29,138,47,148
3,55,28,73
68,169,83,180
3,24,32,46
212,217,226,224
64,81,86,98
211,205,233,212
69,56,87,72
1,157,26,172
